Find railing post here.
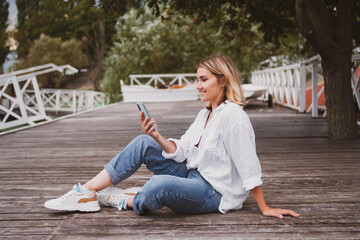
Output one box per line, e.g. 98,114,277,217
55,90,60,113
299,63,306,112
31,76,49,120
312,62,319,118
12,77,32,125
89,92,94,109
72,91,76,113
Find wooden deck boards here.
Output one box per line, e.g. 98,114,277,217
0,100,359,239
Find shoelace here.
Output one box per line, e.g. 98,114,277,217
60,185,78,199
107,195,128,210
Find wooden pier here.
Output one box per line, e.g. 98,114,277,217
0,100,359,239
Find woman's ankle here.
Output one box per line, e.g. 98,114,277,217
83,183,96,193
126,197,134,209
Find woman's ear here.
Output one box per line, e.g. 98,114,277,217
219,76,227,87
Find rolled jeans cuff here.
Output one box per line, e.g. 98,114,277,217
104,162,120,184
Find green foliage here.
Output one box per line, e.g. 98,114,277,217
0,0,9,69
16,0,69,58
103,6,285,102
16,35,88,88
103,7,210,101
15,0,138,89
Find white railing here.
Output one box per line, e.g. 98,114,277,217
25,89,107,113
251,63,304,112
0,63,78,82
0,75,50,130
0,64,107,132
351,54,360,111
251,54,360,118
129,73,197,86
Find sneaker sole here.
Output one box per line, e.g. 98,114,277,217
44,202,100,212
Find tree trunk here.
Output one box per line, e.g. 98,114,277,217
296,0,358,140
322,56,358,140
93,17,106,90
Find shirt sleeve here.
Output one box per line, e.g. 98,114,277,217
223,121,263,191
161,116,199,163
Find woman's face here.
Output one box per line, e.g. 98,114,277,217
196,67,224,106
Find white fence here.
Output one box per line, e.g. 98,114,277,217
129,73,197,86
25,89,106,113
0,63,78,82
352,54,360,111
0,64,107,132
122,74,199,102
0,76,50,130
251,54,360,118
251,62,304,111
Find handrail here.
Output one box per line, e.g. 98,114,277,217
352,54,360,61
0,63,78,79
251,63,304,111
0,64,105,132
250,53,360,118
0,63,78,86
29,88,107,113
252,63,300,73
301,55,321,65
128,73,197,87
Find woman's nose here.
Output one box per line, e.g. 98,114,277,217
196,81,202,90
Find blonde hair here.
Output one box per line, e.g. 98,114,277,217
197,55,245,110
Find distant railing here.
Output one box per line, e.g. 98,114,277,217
251,54,360,118
0,64,107,132
351,54,360,112
129,73,197,86
24,89,107,113
301,56,326,117
0,63,78,83
250,62,304,112
0,75,50,130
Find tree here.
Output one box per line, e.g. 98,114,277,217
16,35,89,88
64,0,131,89
102,5,288,102
16,0,68,58
0,0,9,69
15,0,138,89
296,0,358,140
148,0,360,140
103,7,217,101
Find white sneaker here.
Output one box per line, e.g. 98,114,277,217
44,183,100,212
98,187,141,210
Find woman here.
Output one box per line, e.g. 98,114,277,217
45,55,299,218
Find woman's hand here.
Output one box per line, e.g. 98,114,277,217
250,186,300,219
139,112,176,153
140,112,160,139
262,206,300,219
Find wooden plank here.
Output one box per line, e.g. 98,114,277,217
0,101,359,239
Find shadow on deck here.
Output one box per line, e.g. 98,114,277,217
0,100,359,239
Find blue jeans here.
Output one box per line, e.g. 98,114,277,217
104,135,222,215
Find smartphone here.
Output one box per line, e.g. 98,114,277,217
136,102,156,131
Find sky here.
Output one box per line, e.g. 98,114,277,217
7,0,17,31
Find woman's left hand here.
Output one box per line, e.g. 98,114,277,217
262,206,300,219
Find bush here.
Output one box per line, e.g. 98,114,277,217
103,7,224,102
103,6,292,102
16,34,89,88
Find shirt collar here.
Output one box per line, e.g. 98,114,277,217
212,100,230,113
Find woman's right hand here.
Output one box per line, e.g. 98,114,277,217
140,112,160,139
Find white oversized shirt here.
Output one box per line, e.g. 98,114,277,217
162,100,262,213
